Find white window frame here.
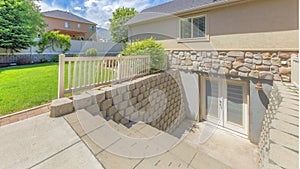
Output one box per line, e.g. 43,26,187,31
89,25,94,31
65,22,70,28
179,14,208,41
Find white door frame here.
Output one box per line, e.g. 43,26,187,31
201,77,249,136
200,77,223,126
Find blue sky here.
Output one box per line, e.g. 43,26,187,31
37,0,171,29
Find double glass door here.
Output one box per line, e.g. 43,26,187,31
201,77,248,135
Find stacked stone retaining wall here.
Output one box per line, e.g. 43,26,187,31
51,70,186,133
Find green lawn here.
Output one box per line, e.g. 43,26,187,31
0,63,114,116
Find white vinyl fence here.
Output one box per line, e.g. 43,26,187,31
0,41,125,64
0,41,124,56
58,54,151,98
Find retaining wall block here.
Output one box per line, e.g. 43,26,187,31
50,98,74,117
73,93,93,110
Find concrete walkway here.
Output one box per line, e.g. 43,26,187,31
0,108,258,169
64,108,258,169
0,113,103,169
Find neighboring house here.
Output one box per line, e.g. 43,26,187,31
126,0,299,144
96,27,112,42
42,10,97,41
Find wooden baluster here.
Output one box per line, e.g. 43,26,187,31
84,60,87,87
88,60,91,86
68,61,71,90
78,61,82,87
73,61,77,89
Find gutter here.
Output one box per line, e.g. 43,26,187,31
175,0,245,15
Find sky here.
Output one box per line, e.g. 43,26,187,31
37,0,171,29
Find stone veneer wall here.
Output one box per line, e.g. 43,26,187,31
168,51,298,82
51,70,186,133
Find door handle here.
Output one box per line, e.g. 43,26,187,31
219,99,223,110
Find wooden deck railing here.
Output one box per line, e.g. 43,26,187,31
58,54,151,98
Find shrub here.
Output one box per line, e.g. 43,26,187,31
72,54,80,57
40,58,48,63
121,38,167,72
37,31,71,54
85,48,98,56
51,54,59,62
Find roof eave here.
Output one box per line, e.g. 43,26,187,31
43,15,97,25
126,0,247,26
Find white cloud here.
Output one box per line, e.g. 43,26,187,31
37,0,171,30
74,6,82,11
83,0,153,29
36,1,65,12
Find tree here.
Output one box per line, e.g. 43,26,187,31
0,0,45,53
110,7,138,43
37,31,71,54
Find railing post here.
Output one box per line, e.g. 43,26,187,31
148,55,151,74
117,54,122,81
58,54,65,98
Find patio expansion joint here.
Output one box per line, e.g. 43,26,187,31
63,116,106,138
28,140,82,169
186,152,198,168
132,159,144,169
94,137,122,158
80,136,106,168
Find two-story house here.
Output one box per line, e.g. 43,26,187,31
42,10,97,41
126,0,298,144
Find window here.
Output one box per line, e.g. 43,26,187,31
180,16,206,39
180,18,192,39
89,25,94,31
77,24,81,28
65,22,70,28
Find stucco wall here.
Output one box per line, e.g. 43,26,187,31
128,16,179,41
249,79,273,144
128,0,298,51
179,71,199,120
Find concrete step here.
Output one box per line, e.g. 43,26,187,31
277,106,299,118
263,163,283,169
269,144,299,169
128,121,147,132
280,98,299,109
274,112,298,126
280,91,299,100
271,120,298,137
269,129,298,152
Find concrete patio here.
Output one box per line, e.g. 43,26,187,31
0,109,258,169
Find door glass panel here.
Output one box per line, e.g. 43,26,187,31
206,80,219,118
227,84,243,126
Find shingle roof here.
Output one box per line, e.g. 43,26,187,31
126,0,227,25
42,10,97,25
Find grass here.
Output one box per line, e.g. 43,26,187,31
0,63,114,116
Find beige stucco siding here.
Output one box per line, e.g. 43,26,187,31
128,16,179,40
128,0,299,51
